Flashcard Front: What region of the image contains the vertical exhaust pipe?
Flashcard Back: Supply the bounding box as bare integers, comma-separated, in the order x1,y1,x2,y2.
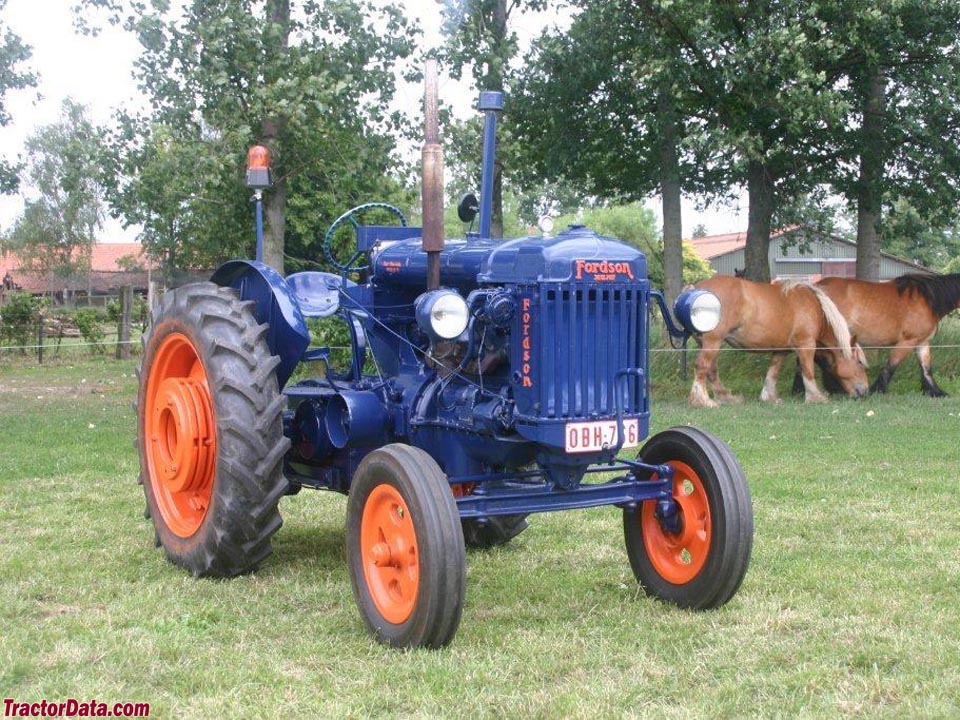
422,59,444,290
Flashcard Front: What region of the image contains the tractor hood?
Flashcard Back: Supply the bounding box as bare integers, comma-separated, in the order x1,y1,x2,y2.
478,225,647,284
371,225,647,289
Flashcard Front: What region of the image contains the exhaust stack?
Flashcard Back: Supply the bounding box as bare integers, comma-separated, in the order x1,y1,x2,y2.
422,59,444,290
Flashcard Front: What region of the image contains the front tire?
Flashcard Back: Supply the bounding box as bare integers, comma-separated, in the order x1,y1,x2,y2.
346,444,466,648
624,426,753,609
137,283,288,577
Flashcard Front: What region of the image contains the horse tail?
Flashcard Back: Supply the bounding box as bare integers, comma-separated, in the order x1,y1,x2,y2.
809,285,853,358
780,281,853,358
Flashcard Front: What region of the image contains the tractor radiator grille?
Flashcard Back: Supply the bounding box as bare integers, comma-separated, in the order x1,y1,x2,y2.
512,282,647,419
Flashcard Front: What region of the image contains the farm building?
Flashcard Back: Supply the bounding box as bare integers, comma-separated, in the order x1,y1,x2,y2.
0,243,154,305
689,226,930,280
0,243,209,307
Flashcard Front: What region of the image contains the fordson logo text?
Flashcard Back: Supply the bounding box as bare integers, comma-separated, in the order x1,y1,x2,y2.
574,259,635,282
520,297,533,387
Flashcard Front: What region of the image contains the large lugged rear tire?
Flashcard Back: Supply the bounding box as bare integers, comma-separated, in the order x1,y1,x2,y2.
346,444,466,648
137,282,288,577
624,426,753,609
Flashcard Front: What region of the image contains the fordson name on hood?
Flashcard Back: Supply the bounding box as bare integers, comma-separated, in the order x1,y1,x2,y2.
574,259,636,282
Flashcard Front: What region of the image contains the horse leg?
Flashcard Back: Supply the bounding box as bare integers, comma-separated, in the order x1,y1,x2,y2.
796,347,828,403
790,353,841,396
760,352,789,403
709,363,743,404
790,358,804,396
690,344,720,408
818,353,847,395
916,343,948,397
870,343,912,394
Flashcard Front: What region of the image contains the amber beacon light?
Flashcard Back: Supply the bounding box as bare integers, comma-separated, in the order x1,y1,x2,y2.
246,145,271,262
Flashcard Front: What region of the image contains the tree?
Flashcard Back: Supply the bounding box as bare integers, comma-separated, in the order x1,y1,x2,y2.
77,0,415,273
3,100,105,281
0,0,37,193
818,0,960,279
512,1,699,302
441,0,548,238
882,199,960,270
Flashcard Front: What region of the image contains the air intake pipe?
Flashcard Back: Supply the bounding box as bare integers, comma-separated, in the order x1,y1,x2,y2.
477,91,503,240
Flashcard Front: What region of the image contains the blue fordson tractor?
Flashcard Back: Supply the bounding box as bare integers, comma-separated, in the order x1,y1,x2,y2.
137,66,753,648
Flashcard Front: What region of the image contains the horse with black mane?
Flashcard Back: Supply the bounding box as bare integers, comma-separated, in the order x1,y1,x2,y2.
689,276,869,407
810,273,960,396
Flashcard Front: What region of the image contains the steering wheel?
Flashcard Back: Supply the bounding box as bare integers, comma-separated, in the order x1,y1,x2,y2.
322,202,407,273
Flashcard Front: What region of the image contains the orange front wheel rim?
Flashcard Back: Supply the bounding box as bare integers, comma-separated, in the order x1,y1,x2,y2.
641,461,712,584
144,332,217,538
360,484,419,624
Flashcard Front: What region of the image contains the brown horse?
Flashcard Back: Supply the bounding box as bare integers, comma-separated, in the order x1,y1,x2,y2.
689,276,869,408
814,274,960,396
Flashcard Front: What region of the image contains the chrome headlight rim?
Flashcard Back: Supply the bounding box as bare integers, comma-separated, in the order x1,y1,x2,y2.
415,289,470,341
674,289,722,334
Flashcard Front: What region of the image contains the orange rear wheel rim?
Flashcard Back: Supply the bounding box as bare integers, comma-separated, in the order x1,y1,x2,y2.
360,484,419,624
144,332,217,538
641,461,712,584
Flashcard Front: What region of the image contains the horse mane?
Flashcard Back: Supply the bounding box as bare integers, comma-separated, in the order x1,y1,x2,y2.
779,280,853,358
893,273,960,319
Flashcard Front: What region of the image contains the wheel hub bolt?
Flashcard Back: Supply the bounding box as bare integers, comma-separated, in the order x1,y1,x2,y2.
371,542,392,567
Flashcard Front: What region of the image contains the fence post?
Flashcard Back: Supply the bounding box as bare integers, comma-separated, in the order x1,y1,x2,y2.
680,336,688,381
117,285,133,360
37,314,44,365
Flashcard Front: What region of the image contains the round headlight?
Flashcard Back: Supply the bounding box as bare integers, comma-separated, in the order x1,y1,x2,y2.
416,290,469,340
689,291,722,332
673,289,722,334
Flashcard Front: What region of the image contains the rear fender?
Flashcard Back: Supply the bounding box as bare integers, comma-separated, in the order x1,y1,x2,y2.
210,260,309,389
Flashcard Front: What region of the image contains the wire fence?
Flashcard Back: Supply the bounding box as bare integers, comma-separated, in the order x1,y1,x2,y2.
5,322,960,367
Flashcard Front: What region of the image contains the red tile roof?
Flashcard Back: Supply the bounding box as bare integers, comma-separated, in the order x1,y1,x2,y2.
688,228,792,259
0,242,151,275
0,243,154,294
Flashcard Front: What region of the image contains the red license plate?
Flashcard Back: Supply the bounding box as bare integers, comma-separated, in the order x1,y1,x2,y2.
564,419,640,454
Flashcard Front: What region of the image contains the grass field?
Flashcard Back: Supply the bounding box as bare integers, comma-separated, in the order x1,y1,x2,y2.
1,354,959,718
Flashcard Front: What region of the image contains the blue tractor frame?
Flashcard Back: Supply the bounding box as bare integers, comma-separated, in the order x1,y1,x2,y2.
137,71,753,649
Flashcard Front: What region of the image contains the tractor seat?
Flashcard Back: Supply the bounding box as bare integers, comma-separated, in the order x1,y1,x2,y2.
286,271,358,318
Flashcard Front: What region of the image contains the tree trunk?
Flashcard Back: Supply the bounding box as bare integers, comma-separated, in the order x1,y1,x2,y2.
261,117,286,271
492,159,504,238
744,160,775,282
659,92,683,305
856,71,885,280
260,0,291,273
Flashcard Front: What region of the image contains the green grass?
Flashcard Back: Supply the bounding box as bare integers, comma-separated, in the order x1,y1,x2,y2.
1,357,959,718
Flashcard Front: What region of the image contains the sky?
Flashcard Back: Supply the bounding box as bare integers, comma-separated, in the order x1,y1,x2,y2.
0,0,748,242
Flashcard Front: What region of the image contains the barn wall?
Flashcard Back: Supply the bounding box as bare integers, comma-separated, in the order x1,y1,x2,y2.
705,228,928,280
774,233,857,260
710,249,747,276
879,256,922,280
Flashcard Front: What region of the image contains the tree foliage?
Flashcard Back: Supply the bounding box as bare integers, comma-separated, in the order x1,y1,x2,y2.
440,0,556,238
514,0,960,281
0,0,37,193
2,100,105,279
77,0,416,274
882,199,960,270
512,0,702,299
0,291,40,351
